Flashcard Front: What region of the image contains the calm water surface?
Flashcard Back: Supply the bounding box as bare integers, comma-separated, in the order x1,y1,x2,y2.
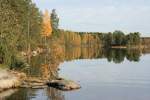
59,54,150,100
3,52,150,100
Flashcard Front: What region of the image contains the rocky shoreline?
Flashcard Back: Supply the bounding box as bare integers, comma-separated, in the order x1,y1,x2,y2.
0,69,26,92
0,69,81,93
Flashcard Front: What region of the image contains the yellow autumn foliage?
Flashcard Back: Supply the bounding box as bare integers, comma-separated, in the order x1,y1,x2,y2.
41,10,52,37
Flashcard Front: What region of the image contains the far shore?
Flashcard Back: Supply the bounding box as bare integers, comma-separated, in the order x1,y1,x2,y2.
111,46,127,49
111,45,149,49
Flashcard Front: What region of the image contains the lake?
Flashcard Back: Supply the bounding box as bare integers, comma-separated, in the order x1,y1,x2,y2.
2,48,150,100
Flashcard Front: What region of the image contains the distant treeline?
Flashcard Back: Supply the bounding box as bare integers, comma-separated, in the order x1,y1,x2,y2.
56,30,141,48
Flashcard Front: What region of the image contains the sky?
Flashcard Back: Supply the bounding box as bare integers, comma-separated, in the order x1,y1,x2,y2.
33,0,150,36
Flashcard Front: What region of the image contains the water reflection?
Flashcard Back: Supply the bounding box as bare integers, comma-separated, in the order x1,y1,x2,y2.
47,88,65,100
24,53,60,80
65,47,143,63
4,88,64,100
105,49,141,63
0,89,18,100
5,89,31,100
3,46,150,100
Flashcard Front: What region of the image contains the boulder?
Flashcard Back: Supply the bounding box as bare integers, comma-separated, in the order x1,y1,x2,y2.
47,78,81,91
20,77,48,89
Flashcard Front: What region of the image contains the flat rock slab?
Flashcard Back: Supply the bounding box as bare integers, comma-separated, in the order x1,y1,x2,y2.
0,69,25,92
20,77,48,89
47,79,81,91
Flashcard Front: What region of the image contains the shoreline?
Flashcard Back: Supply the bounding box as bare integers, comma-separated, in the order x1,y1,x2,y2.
0,69,80,93
111,45,149,49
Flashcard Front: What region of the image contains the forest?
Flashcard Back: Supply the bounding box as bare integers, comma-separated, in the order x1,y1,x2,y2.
0,0,147,68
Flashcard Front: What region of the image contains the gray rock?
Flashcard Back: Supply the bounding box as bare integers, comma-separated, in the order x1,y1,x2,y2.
47,79,81,91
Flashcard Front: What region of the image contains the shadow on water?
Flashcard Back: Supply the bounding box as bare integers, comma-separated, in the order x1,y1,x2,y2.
2,45,150,100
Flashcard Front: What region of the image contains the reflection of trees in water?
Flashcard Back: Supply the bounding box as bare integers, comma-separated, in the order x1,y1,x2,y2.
104,49,141,63
26,42,146,69
81,47,97,59
64,46,145,63
126,49,141,62
65,46,102,60
25,53,59,80
105,49,126,63
23,44,62,80
47,87,65,100
65,47,81,60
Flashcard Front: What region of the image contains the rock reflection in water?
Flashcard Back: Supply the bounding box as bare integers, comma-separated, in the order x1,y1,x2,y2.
0,89,18,100
5,88,64,100
47,87,65,100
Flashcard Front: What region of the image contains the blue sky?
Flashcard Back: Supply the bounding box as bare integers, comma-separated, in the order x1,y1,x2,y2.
33,0,150,36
